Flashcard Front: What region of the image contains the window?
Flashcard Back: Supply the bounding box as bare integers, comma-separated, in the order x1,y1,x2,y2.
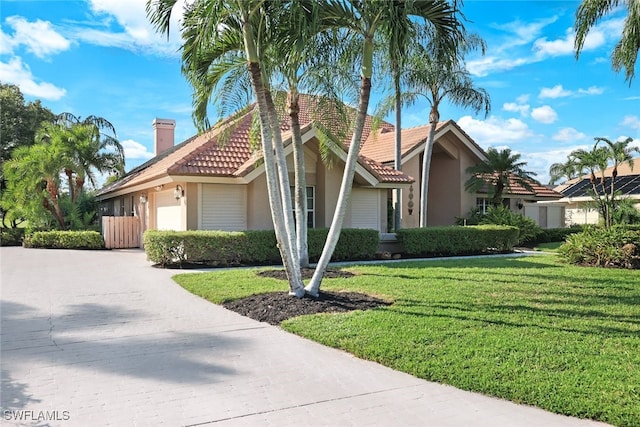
291,186,315,228
476,198,490,214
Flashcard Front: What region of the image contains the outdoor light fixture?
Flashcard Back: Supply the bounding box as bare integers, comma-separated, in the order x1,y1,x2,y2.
155,185,163,191
139,194,147,204
174,185,184,200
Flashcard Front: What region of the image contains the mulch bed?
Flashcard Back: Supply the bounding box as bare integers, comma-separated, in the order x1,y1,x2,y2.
223,268,389,325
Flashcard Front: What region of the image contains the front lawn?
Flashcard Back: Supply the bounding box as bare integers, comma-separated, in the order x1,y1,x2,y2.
174,255,640,427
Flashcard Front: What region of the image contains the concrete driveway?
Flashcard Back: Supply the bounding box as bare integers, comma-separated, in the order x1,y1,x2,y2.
1,247,609,426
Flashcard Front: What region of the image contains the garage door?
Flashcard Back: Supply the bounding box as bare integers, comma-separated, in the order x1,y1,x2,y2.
155,190,182,230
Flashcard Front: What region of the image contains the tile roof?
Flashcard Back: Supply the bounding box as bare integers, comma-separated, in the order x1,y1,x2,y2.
98,96,413,196
474,174,563,199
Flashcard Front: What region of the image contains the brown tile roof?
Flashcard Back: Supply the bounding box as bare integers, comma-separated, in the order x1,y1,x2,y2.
98,96,413,196
475,174,563,199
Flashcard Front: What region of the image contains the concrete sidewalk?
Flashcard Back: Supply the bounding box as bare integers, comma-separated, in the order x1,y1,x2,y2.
1,247,609,426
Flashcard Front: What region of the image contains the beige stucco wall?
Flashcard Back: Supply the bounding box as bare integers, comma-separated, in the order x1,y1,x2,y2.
399,132,482,228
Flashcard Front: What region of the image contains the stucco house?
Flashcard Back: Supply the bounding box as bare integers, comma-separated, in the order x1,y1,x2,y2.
546,160,640,226
97,97,563,240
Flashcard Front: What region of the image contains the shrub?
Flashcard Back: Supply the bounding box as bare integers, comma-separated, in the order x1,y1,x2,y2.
144,228,379,267
480,206,542,245
0,228,26,246
533,226,584,244
23,230,105,249
396,225,519,257
558,226,640,269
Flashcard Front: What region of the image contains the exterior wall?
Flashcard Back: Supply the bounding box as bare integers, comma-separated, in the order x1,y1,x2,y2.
524,204,565,229
565,203,600,226
399,133,481,228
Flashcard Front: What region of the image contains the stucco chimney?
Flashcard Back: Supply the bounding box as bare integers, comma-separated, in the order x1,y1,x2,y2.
153,118,176,155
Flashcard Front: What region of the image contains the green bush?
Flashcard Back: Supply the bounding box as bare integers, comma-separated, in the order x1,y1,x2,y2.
480,206,542,245
558,226,640,269
144,228,380,267
533,226,584,244
0,228,26,246
23,230,105,249
396,225,519,257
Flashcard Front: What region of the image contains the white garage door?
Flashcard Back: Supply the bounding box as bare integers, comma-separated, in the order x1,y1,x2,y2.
201,184,247,231
155,190,182,230
350,188,380,230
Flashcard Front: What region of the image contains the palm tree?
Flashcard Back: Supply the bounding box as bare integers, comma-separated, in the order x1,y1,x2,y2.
569,145,612,225
305,0,460,296
54,113,124,202
465,148,537,208
4,124,69,229
549,157,580,185
406,32,489,227
574,0,639,83
148,0,306,297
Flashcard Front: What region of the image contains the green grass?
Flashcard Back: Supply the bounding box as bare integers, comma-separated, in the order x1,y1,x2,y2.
533,241,563,252
174,255,640,427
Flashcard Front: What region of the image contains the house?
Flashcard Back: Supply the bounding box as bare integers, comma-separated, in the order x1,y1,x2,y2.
548,159,640,226
97,96,563,242
359,120,564,228
97,98,413,236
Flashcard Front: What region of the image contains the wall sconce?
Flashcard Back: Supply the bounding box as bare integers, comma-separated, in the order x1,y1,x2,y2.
174,185,184,200
139,194,147,204
516,199,524,210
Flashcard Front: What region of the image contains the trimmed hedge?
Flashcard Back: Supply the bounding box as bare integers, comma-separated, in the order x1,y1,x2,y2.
23,230,105,249
396,225,519,257
558,226,640,269
1,228,26,246
527,226,584,245
144,228,379,267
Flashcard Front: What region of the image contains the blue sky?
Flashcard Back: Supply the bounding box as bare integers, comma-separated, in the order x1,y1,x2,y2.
1,0,638,184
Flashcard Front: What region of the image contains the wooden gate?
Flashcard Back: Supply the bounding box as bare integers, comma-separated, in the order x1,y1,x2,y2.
102,216,141,249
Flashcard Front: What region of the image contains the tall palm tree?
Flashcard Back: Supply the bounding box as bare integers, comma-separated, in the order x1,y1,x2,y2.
148,0,305,297
401,30,489,227
574,0,639,83
305,0,460,296
465,148,537,208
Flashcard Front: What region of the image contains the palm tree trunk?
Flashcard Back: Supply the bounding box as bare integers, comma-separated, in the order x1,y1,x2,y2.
243,19,304,297
393,70,402,231
45,180,66,229
306,75,372,297
419,105,439,227
288,90,309,267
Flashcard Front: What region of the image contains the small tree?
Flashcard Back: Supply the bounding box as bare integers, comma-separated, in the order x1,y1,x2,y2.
465,148,537,207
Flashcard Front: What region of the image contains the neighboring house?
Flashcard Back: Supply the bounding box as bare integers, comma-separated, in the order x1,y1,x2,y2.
360,120,564,228
97,97,563,238
548,160,640,226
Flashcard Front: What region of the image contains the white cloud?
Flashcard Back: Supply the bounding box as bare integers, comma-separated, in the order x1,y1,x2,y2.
578,86,605,95
516,94,530,104
69,0,186,56
466,56,529,77
621,115,640,130
552,127,588,142
533,27,606,57
457,115,535,146
527,146,590,184
2,16,71,58
121,139,154,160
539,84,572,99
0,57,66,100
531,105,558,124
503,102,530,116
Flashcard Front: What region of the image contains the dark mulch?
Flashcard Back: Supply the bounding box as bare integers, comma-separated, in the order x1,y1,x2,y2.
257,268,355,280
223,290,391,325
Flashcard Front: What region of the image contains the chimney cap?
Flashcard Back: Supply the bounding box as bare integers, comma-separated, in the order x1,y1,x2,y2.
152,118,176,128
